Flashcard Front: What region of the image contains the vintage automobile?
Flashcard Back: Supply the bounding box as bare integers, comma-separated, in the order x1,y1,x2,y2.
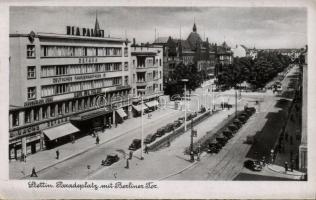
144,134,156,144
173,120,182,128
207,142,222,154
101,153,119,166
216,136,229,146
128,139,142,150
245,107,256,115
238,115,248,123
228,124,239,133
178,117,185,124
222,130,233,139
233,119,243,129
155,127,165,137
244,159,263,171
165,123,175,133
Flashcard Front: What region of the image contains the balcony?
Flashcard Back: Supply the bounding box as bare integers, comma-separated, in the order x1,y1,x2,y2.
136,81,147,87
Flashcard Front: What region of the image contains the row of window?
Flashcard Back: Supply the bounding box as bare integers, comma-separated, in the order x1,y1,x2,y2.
40,77,122,97
40,45,123,57
11,90,130,126
40,62,125,77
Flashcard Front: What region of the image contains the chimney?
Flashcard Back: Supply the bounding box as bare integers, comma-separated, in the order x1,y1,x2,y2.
66,26,71,35
133,38,136,46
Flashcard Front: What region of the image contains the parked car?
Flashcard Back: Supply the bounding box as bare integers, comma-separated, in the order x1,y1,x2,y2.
233,119,242,129
144,134,156,144
173,120,182,128
155,128,165,137
186,113,193,121
165,123,175,132
228,124,238,133
222,130,233,139
207,142,222,154
192,112,198,118
101,153,119,166
128,139,142,150
238,115,248,123
178,117,185,124
244,159,262,171
245,107,256,115
216,136,229,146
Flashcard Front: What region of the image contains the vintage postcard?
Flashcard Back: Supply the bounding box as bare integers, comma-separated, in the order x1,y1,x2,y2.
0,0,315,199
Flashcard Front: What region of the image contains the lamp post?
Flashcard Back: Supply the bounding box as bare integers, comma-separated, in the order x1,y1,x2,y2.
140,96,144,160
181,79,189,132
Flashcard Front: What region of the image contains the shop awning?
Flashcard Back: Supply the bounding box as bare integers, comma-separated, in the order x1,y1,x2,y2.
132,104,148,113
43,123,79,141
116,108,127,118
71,107,112,121
145,100,159,108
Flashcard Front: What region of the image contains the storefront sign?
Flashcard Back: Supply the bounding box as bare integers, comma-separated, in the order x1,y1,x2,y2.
74,88,102,98
79,57,98,64
115,85,131,91
53,77,73,84
10,125,40,138
74,73,102,81
24,97,53,107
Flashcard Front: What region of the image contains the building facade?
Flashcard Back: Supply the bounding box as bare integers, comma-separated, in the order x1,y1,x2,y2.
130,41,164,113
9,18,132,159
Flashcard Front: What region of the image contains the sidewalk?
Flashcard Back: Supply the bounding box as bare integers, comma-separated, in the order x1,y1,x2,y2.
9,108,179,179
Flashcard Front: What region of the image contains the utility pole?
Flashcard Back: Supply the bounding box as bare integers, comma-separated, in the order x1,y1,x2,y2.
190,119,195,162
182,79,189,131
235,87,237,118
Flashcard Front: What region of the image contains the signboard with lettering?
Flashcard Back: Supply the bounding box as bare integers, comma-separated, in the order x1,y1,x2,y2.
51,73,106,84
24,97,53,107
74,88,102,98
10,125,40,138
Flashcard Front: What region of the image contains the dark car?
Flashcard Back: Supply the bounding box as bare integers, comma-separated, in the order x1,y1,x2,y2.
228,124,238,133
192,112,198,118
165,123,175,133
186,113,193,121
155,127,165,137
244,159,263,171
238,115,248,123
101,153,119,166
207,142,222,154
173,120,182,128
144,134,156,144
128,139,142,150
222,130,233,139
245,107,256,115
216,136,229,146
233,119,242,129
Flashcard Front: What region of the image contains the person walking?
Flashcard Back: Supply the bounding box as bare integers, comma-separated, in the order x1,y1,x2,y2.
96,135,100,144
30,167,38,177
144,145,149,154
56,150,59,160
125,159,129,169
284,161,288,173
129,151,133,160
290,160,294,172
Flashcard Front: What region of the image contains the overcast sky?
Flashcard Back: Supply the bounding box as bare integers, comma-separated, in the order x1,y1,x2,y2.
10,6,306,49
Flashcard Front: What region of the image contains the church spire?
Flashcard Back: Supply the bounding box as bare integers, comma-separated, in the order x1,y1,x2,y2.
94,10,100,37
193,17,197,32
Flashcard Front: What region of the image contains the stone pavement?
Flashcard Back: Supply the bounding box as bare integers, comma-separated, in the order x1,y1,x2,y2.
9,108,178,179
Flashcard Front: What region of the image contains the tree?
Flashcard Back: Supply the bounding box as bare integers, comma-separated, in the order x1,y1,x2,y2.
164,62,203,96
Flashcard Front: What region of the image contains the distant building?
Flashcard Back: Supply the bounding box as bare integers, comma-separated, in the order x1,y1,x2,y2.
130,40,164,105
231,44,247,58
9,16,132,159
153,22,232,87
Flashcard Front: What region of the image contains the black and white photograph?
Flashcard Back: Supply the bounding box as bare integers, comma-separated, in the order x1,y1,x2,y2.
1,0,316,199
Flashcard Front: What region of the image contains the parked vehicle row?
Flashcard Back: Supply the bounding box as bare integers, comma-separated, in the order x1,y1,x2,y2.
207,107,256,154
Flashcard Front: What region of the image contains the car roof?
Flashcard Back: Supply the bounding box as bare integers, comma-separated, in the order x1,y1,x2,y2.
108,153,118,157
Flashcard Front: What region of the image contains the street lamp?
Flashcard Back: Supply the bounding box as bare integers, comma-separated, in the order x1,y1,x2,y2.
181,79,189,131
140,96,144,160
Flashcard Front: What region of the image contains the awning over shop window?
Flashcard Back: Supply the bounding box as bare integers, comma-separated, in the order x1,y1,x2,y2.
116,108,127,118
43,123,79,141
132,104,148,113
145,100,159,108
71,107,112,121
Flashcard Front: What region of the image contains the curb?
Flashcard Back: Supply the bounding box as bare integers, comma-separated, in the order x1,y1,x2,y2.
266,164,304,178
21,110,177,179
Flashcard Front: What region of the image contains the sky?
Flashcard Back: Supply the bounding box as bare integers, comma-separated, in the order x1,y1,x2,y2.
10,6,307,49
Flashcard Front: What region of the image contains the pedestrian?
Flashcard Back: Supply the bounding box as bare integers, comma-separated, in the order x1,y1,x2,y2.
144,145,149,154
113,172,117,179
21,153,25,162
96,136,100,144
284,161,288,172
30,167,38,177
290,160,294,172
24,154,27,162
129,151,133,160
71,135,75,144
262,156,266,166
125,159,129,169
56,150,59,160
